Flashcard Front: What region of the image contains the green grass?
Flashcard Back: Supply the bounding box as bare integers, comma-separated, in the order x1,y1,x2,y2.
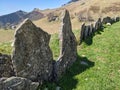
0,22,120,90
0,42,12,54
46,22,120,90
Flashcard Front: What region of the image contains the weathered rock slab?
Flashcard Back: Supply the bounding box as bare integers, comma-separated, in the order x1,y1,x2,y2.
12,19,53,82
56,10,77,78
80,23,85,44
0,77,39,90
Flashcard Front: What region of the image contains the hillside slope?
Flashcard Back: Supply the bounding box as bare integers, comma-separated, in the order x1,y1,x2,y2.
47,21,120,89
34,0,120,34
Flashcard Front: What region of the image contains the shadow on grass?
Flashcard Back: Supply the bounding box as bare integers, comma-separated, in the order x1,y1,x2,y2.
57,55,95,90
83,27,105,46
38,55,95,90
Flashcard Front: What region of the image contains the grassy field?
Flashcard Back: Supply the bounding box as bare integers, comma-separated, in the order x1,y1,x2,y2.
0,22,120,90
43,21,120,90
0,29,14,43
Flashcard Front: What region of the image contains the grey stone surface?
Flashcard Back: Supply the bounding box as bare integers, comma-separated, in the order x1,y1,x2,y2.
97,18,102,29
102,16,112,24
12,19,53,82
0,76,39,90
84,25,89,39
0,53,15,78
89,24,94,36
116,17,120,22
56,9,77,78
87,25,91,36
80,23,85,44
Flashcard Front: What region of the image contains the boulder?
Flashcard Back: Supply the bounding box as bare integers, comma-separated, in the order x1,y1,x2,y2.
97,18,102,29
56,9,77,78
102,16,112,24
0,53,15,78
116,17,120,22
0,77,39,90
12,19,53,82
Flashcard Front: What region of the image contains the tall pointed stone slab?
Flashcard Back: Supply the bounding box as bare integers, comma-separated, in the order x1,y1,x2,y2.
79,23,85,44
84,25,89,39
12,19,53,82
56,10,77,78
89,24,94,36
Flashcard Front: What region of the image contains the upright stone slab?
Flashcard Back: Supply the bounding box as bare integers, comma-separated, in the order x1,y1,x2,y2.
102,16,112,24
84,25,89,39
87,25,91,36
92,22,96,32
116,17,120,22
80,23,85,44
56,10,77,78
98,18,102,29
12,19,53,82
89,24,94,36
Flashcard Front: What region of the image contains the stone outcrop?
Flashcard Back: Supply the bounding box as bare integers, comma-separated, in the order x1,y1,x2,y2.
12,19,53,82
0,77,39,90
0,53,15,78
56,9,77,78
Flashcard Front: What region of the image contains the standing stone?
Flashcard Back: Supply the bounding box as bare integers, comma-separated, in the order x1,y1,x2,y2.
102,16,112,24
94,21,99,31
89,24,94,36
12,19,53,82
56,10,77,78
84,25,89,39
97,18,102,29
116,17,120,22
79,23,85,44
92,22,96,32
87,25,91,36
112,17,116,23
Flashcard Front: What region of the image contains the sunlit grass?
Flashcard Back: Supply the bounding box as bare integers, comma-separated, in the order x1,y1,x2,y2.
0,22,120,90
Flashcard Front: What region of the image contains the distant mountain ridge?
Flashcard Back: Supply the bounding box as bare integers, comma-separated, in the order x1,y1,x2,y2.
0,10,27,26
67,0,79,3
0,8,44,28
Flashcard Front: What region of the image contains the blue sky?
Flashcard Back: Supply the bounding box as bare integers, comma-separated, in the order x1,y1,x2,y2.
0,0,70,16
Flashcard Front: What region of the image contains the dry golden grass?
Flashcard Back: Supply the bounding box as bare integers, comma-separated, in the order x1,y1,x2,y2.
0,29,14,43
33,0,120,34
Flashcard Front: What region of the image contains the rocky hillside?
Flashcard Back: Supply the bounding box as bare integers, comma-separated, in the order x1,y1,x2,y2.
34,0,120,34
24,8,45,21
0,0,120,32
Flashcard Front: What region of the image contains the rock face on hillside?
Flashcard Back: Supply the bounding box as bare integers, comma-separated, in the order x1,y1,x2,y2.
24,9,45,21
56,9,77,78
0,53,15,78
0,77,39,90
12,19,53,82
